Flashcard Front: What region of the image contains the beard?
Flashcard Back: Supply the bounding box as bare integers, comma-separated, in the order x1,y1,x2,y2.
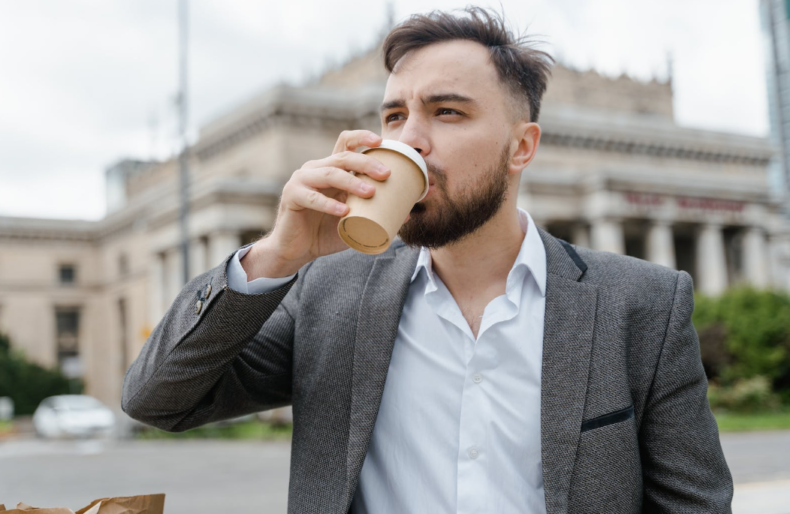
398,144,511,249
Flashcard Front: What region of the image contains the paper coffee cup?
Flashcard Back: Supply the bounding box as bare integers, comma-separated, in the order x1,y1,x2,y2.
338,140,428,254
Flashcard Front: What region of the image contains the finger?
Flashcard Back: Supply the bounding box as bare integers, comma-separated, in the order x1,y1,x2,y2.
309,151,391,181
290,186,349,217
332,130,382,154
299,167,376,198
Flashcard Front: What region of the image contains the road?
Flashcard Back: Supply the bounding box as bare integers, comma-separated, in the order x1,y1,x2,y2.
723,431,790,514
0,438,291,513
0,431,788,513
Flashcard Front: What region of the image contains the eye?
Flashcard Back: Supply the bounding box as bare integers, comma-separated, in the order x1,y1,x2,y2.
385,113,405,123
437,108,462,116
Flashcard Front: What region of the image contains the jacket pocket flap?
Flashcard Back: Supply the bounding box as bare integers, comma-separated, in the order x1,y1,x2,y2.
581,404,634,432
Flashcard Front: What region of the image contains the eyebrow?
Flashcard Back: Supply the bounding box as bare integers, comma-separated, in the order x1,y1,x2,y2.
379,93,477,113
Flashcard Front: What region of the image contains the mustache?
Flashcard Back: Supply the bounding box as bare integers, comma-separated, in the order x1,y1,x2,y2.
425,162,445,185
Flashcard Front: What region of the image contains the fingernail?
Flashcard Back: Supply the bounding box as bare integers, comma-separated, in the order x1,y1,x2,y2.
378,165,390,174
361,183,374,193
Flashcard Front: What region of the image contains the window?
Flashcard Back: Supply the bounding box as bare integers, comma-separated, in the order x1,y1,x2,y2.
59,264,76,285
118,298,129,372
55,307,82,378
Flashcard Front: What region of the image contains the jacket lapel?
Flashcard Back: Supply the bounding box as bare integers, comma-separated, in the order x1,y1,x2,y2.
538,227,599,514
344,241,420,509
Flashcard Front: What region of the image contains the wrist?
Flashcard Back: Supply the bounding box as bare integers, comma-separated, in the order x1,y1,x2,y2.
242,237,307,281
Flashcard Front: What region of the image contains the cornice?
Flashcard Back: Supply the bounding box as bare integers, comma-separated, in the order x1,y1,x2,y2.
538,131,771,166
521,168,773,204
0,217,98,243
144,179,283,232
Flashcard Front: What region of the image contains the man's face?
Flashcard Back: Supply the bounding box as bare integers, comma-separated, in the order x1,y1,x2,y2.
379,39,523,248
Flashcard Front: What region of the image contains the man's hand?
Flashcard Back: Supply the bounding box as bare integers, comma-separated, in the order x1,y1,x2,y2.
242,130,391,280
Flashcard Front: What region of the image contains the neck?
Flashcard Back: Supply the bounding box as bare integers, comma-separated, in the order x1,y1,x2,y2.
430,197,525,295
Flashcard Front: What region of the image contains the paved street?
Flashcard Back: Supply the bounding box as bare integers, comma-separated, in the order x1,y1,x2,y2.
0,438,291,513
0,431,788,513
722,431,790,514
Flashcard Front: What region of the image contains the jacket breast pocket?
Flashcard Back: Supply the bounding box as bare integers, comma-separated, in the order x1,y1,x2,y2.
581,404,634,433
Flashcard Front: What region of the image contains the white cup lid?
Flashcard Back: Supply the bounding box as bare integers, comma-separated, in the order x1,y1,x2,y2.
363,139,430,201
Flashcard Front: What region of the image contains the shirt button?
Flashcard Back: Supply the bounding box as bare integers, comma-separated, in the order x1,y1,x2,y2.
468,447,480,459
195,300,203,315
473,373,482,384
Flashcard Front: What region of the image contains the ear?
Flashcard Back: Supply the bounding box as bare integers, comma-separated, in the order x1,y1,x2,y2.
508,122,541,176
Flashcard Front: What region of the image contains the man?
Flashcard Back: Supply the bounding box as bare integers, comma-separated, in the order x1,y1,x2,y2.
122,7,733,513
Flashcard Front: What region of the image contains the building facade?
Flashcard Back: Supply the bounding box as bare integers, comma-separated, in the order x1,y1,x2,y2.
1,45,788,410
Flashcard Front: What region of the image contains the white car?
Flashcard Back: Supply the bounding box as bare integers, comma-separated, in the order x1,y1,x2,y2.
33,395,115,439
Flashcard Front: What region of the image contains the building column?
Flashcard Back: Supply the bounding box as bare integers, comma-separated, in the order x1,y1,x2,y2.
769,235,790,293
148,252,166,326
164,247,183,306
208,232,241,269
695,223,728,295
742,227,769,288
572,223,591,249
591,218,625,254
646,220,676,269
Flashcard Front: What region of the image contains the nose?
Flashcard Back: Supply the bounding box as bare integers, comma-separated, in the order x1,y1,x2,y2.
398,116,430,156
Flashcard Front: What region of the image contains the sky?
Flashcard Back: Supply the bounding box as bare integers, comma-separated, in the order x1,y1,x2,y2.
0,0,771,220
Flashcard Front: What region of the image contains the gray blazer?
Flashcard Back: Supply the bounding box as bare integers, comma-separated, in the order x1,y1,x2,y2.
122,226,733,513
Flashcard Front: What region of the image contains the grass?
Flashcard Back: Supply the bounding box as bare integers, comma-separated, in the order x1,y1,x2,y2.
0,420,11,435
134,419,293,441
132,411,790,439
714,409,790,432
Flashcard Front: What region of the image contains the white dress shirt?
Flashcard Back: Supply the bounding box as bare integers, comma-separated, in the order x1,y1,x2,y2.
227,208,547,514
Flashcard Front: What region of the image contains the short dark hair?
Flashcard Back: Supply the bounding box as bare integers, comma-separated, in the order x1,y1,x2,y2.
382,7,554,123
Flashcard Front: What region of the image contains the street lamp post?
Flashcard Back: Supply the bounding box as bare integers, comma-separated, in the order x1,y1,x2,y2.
178,0,190,285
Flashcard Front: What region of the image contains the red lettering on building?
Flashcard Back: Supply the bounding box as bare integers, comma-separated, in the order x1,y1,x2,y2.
676,197,744,212
623,192,744,213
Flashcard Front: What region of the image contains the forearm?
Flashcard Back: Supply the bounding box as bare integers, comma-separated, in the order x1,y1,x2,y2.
121,254,297,432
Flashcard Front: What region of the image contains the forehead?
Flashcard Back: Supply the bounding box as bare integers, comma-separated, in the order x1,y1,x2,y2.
384,39,504,105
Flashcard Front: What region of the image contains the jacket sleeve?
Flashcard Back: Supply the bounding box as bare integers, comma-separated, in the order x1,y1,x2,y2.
640,271,734,512
121,250,310,432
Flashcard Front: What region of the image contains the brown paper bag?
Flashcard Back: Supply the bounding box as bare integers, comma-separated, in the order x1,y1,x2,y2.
1,503,74,514
75,495,164,514
0,495,164,514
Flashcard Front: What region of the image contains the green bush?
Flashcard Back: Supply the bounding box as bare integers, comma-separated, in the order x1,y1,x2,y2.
0,332,83,415
693,287,790,398
707,375,781,413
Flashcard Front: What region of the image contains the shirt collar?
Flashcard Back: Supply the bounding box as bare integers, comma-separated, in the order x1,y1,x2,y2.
409,208,547,298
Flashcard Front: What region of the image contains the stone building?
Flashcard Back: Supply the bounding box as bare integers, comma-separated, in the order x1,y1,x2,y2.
1,43,788,409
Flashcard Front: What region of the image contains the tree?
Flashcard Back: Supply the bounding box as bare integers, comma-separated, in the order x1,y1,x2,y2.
0,332,83,415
